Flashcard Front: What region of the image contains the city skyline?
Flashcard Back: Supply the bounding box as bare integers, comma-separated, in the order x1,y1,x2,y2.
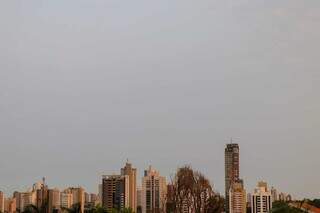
0,155,299,213
1,0,320,201
0,156,298,200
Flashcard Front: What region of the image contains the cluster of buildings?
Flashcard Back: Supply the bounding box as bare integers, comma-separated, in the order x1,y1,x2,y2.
100,163,167,213
0,144,292,213
225,143,291,213
0,179,95,213
0,162,167,213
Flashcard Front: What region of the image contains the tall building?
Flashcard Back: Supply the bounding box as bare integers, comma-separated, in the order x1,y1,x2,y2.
64,187,85,213
247,193,252,212
229,180,246,213
102,175,130,210
36,178,48,211
48,188,60,213
137,187,142,213
13,192,20,212
0,191,4,213
251,182,272,213
166,184,175,213
98,184,103,204
141,166,167,213
121,161,137,212
278,192,286,201
225,143,240,213
5,198,16,213
257,182,267,190
90,193,99,205
19,192,35,211
84,192,90,204
271,187,278,202
60,191,73,209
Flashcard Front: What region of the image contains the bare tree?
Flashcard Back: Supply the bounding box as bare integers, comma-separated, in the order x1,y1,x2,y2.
169,166,224,213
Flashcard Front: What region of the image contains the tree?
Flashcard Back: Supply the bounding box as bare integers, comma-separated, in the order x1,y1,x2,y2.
206,194,224,213
308,199,320,208
62,203,82,213
22,205,40,213
110,208,133,213
170,165,224,213
271,201,305,213
91,204,108,213
120,208,133,213
21,201,48,213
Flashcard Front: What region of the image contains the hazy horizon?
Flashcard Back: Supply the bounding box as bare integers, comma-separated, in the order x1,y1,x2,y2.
0,0,319,199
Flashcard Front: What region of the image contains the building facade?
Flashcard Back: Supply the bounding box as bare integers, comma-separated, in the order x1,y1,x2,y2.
271,187,278,202
229,180,246,213
60,191,73,209
64,187,85,213
141,166,167,213
225,143,240,213
90,193,99,205
0,191,4,213
251,182,272,213
121,161,137,212
102,175,130,210
36,179,48,212
48,189,60,213
137,187,142,213
4,198,17,213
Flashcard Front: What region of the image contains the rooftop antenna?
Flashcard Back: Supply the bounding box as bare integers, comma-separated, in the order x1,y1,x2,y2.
42,177,46,186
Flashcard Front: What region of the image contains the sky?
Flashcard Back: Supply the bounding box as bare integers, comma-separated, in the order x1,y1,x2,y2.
0,0,319,199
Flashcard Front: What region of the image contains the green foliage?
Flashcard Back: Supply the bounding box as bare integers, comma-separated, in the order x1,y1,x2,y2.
308,199,320,208
271,201,305,213
83,205,133,213
21,201,48,213
93,205,108,213
62,203,82,213
22,205,39,213
109,208,133,213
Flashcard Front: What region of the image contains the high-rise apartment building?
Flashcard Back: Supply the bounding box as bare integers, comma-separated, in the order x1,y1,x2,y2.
13,192,20,212
64,187,85,213
5,198,16,213
121,161,137,212
271,187,278,202
60,191,73,209
225,143,240,213
251,182,272,213
36,179,48,211
84,192,89,204
48,189,60,213
229,179,246,213
0,191,4,213
141,166,167,213
137,187,142,213
278,192,286,201
90,193,99,205
19,192,35,211
102,175,130,210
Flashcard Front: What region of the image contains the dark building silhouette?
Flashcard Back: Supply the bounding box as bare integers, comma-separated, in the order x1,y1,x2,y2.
102,175,129,210
225,143,240,213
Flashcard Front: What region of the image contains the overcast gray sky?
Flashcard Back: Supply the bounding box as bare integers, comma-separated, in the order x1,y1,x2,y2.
0,0,319,199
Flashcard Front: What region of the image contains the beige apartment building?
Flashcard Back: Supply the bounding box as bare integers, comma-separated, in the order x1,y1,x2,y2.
121,161,137,212
141,166,167,213
229,180,246,213
251,181,272,213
